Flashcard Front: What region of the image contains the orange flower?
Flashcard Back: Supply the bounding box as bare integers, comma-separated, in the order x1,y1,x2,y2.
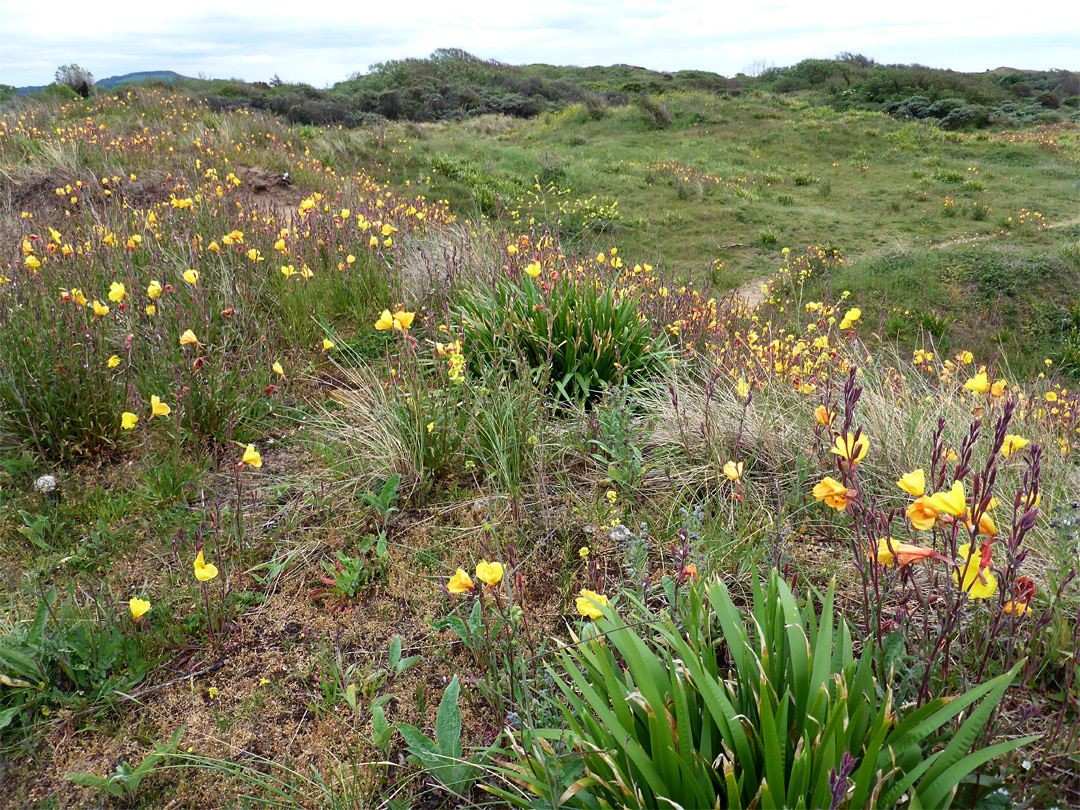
813,477,850,510
875,538,935,568
447,569,475,594
907,497,939,531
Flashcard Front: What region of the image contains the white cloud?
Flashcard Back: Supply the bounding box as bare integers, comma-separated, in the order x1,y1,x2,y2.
0,0,1077,86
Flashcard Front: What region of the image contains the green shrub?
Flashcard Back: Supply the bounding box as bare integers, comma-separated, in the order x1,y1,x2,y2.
490,571,1035,809
0,586,154,739
458,275,662,402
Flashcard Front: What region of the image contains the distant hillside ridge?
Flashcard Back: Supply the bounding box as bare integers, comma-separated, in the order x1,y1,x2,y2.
15,70,188,94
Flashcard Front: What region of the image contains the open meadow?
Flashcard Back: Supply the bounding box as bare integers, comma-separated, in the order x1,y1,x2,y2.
1,82,1080,808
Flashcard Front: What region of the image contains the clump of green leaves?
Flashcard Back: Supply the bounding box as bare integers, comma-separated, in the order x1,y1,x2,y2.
397,676,488,797
490,570,1035,809
458,274,661,402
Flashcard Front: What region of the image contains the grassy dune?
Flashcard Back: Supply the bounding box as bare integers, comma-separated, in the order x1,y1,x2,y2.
0,86,1079,808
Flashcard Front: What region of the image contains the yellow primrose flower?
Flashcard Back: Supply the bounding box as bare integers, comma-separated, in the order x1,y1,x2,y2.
475,560,504,586
814,405,834,426
723,460,744,481
241,444,262,467
92,300,110,318
194,548,219,582
121,412,139,430
150,395,171,417
990,380,1007,397
108,281,126,303
129,597,151,621
272,362,284,377
576,589,609,619
183,269,199,286
145,305,156,315
525,261,541,278
928,481,966,517
999,435,1029,458
447,569,475,594
323,338,335,351
281,264,296,277
147,279,162,298
839,307,861,330
954,543,996,599
180,329,200,346
25,255,42,270
375,310,394,330
831,433,869,464
107,355,121,368
964,371,989,393
247,249,263,262
393,311,415,332
897,469,925,497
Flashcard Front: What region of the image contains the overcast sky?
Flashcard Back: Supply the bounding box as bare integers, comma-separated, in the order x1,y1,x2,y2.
1,0,1076,88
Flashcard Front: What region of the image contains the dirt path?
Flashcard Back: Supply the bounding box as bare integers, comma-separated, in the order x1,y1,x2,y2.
732,212,1080,308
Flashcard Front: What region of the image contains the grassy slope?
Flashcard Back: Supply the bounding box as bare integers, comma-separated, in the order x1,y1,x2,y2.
366,90,1080,374
1,88,1079,808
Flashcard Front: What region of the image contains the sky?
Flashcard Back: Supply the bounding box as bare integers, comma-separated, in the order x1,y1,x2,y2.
1,0,1077,88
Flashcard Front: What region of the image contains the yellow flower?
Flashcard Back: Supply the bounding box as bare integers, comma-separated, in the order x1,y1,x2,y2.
954,543,997,599
447,569,475,594
831,433,869,464
839,307,861,329
207,241,221,252
194,549,219,582
150,395,171,417
323,338,335,351
92,300,110,317
25,255,42,270
280,264,296,278
107,355,121,368
393,311,415,332
999,435,1029,458
525,261,542,278
247,249,263,262
121,412,139,430
990,380,1007,397
274,239,287,252
928,481,966,517
183,269,199,286
180,329,200,346
475,560,504,586
129,597,151,621
145,305,156,315
147,279,162,298
605,489,617,504
964,371,989,393
723,460,743,481
300,265,314,279
375,310,394,330
241,444,262,467
272,361,284,377
812,477,849,510
907,496,939,530
897,469,925,497
108,281,126,303
71,288,88,306
736,378,750,399
576,589,609,619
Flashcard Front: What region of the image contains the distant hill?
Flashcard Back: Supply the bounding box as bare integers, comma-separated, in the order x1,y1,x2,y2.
17,70,188,95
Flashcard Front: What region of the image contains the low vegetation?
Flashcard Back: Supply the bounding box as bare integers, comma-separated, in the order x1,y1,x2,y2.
0,67,1079,809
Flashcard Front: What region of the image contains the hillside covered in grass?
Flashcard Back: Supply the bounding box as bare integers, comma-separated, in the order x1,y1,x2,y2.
0,79,1079,809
